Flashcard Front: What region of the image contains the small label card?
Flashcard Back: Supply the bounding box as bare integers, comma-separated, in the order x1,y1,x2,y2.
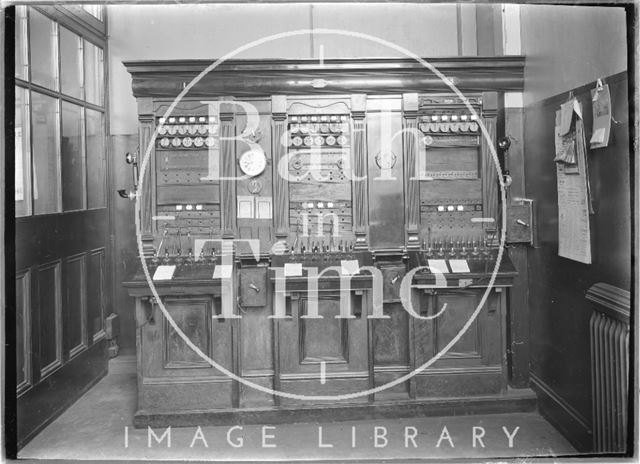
284,262,303,277
427,259,450,274
212,264,233,279
341,260,360,275
448,259,471,273
153,265,176,281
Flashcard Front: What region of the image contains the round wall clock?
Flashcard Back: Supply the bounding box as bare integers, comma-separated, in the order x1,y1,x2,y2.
238,149,267,177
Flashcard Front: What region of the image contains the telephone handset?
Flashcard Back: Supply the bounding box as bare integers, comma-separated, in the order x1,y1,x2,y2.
117,148,140,200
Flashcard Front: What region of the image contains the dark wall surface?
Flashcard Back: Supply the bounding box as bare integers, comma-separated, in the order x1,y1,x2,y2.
110,134,140,352
524,72,631,450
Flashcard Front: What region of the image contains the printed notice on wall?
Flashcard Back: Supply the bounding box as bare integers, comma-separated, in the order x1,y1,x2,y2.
590,80,612,149
556,102,592,264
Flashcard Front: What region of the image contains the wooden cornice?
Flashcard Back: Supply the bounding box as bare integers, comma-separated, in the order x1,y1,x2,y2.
124,56,525,98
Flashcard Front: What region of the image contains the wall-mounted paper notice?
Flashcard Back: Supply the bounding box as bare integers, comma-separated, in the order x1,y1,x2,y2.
448,259,470,273
284,263,303,277
427,259,449,274
212,264,233,279
153,265,176,281
341,260,360,275
590,82,611,149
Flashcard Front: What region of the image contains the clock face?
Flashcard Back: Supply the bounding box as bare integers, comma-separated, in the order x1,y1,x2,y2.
238,149,267,177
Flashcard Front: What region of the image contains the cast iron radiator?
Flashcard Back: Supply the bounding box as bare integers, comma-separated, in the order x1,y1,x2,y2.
587,283,630,453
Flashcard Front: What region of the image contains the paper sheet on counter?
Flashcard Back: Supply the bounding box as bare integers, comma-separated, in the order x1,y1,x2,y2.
427,259,450,274
212,264,233,279
153,265,175,281
448,259,471,273
283,263,303,277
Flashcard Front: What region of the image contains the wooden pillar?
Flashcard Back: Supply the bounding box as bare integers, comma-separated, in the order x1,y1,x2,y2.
351,94,368,250
271,96,289,241
403,93,420,249
137,97,155,258
481,91,499,229
220,104,236,239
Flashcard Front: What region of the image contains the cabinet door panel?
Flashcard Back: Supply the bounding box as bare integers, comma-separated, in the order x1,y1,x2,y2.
435,292,480,357
164,298,212,368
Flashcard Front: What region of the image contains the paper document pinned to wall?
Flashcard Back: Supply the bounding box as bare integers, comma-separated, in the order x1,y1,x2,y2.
556,100,592,264
590,81,612,149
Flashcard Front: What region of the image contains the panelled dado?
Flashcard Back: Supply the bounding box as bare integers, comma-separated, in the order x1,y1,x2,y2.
123,57,525,427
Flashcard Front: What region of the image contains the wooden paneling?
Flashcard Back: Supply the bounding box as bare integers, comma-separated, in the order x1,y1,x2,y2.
271,96,289,239
403,93,420,247
300,297,348,362
412,288,505,397
436,292,480,356
37,261,62,378
481,91,498,227
63,253,87,358
220,111,237,238
87,248,105,340
351,94,369,248
16,270,31,394
373,303,409,365
525,72,630,451
367,107,405,249
163,298,212,368
277,290,369,401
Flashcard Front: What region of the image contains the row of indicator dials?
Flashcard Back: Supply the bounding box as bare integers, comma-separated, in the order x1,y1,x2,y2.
159,116,216,124
425,204,483,212
289,135,349,148
289,115,348,123
289,122,350,135
419,121,479,134
158,136,217,149
420,113,478,123
157,124,219,136
297,200,343,209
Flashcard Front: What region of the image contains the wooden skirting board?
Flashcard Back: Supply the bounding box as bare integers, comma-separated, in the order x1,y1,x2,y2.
133,388,537,428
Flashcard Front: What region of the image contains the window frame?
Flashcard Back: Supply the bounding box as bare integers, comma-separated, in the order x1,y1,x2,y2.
15,5,108,217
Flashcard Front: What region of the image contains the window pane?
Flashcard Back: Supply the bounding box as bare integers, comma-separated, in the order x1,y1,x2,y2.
15,6,28,80
82,5,103,21
32,92,60,214
60,26,82,99
86,109,105,209
29,10,58,90
15,87,31,217
61,102,85,211
84,41,103,106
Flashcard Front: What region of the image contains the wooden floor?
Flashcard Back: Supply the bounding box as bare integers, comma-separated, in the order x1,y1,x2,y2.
18,356,579,461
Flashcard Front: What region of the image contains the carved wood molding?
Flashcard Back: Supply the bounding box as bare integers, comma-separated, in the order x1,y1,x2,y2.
403,93,420,248
271,96,289,239
481,92,498,231
125,57,525,98
138,98,156,257
220,111,236,238
586,283,630,324
351,94,368,249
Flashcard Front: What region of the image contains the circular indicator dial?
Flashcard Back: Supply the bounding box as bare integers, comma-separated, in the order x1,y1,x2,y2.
238,149,267,177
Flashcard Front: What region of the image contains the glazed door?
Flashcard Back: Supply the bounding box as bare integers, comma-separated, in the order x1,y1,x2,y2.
14,6,110,448
276,290,370,405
